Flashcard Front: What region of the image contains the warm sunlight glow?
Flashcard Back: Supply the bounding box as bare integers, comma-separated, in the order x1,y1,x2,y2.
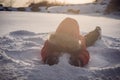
56,0,96,4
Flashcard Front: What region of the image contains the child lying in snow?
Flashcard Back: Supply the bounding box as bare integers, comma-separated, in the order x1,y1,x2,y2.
41,17,101,67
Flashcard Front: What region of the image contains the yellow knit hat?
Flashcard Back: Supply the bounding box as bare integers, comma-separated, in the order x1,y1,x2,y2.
48,17,81,51
56,17,80,40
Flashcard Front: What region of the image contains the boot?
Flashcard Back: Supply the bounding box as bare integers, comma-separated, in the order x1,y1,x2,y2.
85,26,101,47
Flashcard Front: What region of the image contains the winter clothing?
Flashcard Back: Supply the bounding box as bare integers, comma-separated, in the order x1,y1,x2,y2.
41,17,90,67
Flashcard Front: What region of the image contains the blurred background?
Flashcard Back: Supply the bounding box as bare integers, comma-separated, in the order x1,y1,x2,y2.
0,0,120,14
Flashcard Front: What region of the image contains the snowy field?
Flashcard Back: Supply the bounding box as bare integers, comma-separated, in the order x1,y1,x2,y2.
0,11,120,80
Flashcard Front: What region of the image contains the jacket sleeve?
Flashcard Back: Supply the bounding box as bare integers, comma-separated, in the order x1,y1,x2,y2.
41,40,49,63
79,49,90,66
79,35,90,66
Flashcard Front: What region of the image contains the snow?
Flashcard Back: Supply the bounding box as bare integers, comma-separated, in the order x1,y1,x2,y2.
0,11,120,37
47,0,111,14
0,0,111,14
47,4,105,14
0,11,120,80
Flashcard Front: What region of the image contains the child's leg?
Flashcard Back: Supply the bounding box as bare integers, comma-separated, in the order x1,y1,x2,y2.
41,40,60,65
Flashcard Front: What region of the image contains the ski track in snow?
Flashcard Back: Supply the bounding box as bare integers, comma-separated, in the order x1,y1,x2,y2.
0,30,120,80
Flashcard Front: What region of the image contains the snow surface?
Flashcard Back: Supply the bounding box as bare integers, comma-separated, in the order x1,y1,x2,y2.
0,11,120,80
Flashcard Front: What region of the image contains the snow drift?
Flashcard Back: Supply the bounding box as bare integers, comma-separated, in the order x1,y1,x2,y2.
0,10,120,80
0,30,120,80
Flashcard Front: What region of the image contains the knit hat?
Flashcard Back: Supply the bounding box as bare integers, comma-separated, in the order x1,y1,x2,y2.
48,17,81,52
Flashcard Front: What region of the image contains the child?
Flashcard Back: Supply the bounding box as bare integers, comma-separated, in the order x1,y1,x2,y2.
41,17,101,67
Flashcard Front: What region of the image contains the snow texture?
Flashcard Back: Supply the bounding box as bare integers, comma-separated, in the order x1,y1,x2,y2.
0,29,120,80
0,10,120,80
